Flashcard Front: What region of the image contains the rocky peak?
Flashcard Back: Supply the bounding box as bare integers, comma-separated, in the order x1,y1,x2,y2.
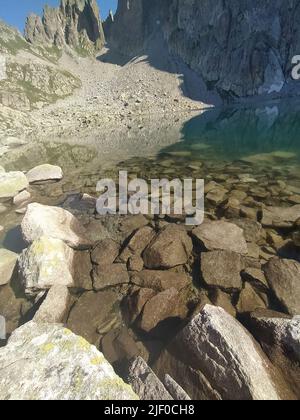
25,0,105,55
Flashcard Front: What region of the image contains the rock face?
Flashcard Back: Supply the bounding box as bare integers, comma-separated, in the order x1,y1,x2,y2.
155,305,294,400
0,322,138,400
105,0,300,100
21,203,92,250
264,258,300,316
25,0,105,55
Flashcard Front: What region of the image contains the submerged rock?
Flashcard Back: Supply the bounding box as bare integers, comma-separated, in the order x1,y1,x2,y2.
193,221,248,254
21,203,92,249
143,225,193,269
26,164,63,184
155,305,294,400
0,322,138,400
0,171,29,199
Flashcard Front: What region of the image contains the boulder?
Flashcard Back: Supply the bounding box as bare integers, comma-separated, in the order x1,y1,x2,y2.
237,283,267,314
73,250,93,290
119,226,155,263
67,290,122,345
247,310,300,397
0,322,137,400
192,221,248,254
0,171,29,199
130,270,190,292
163,375,191,401
143,225,193,269
21,203,92,249
18,236,74,295
93,264,130,290
200,250,243,291
91,238,120,267
33,285,70,323
0,249,18,286
264,257,300,315
231,219,262,243
13,190,31,207
209,289,236,317
125,288,156,324
26,164,63,184
128,255,144,272
126,357,173,400
261,205,300,228
242,267,269,292
101,326,140,365
139,288,179,333
155,305,294,400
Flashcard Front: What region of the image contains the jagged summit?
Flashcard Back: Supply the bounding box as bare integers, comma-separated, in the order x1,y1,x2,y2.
24,0,105,56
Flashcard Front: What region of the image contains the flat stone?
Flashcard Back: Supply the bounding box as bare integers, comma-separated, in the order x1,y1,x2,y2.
0,249,18,286
264,257,300,316
73,250,93,290
0,171,29,199
21,203,92,250
127,357,172,400
143,225,193,269
18,236,74,296
0,322,138,400
261,205,300,228
33,285,70,323
26,164,63,184
13,190,31,207
200,250,243,291
130,270,190,292
93,264,129,290
193,221,248,254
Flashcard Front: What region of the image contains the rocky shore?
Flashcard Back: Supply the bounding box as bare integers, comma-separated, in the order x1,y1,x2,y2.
0,161,299,400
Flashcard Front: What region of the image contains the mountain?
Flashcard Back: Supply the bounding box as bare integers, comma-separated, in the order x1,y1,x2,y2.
104,0,300,100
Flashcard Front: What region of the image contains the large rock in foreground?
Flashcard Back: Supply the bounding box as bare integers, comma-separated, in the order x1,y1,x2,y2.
21,203,92,249
0,171,29,199
0,322,138,400
155,305,295,400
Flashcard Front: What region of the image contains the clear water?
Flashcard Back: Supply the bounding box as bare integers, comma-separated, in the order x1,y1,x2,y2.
1,100,300,251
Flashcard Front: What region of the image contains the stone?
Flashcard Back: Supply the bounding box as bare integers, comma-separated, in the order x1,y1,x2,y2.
0,171,29,199
247,311,300,397
125,288,156,324
163,375,191,401
200,250,243,291
126,357,173,400
237,283,267,314
143,225,193,269
21,203,92,249
101,327,140,365
13,190,31,207
119,215,149,234
0,249,18,286
264,257,300,316
33,285,70,323
91,239,120,267
26,164,63,184
231,219,262,243
0,322,137,400
130,270,190,292
209,289,236,317
73,250,93,290
0,284,27,337
261,205,300,228
128,255,144,272
206,186,228,205
93,264,129,290
155,305,294,400
67,290,121,345
139,288,179,333
119,226,155,263
242,267,269,292
293,231,300,247
193,221,248,254
18,236,74,295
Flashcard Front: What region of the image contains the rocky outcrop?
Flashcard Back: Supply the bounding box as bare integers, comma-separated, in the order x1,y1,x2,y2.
25,0,105,55
0,322,138,400
105,0,300,100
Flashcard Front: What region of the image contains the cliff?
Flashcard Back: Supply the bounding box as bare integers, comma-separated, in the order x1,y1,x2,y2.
25,0,105,56
105,0,300,100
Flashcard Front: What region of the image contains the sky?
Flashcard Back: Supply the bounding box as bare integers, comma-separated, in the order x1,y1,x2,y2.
0,0,117,31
